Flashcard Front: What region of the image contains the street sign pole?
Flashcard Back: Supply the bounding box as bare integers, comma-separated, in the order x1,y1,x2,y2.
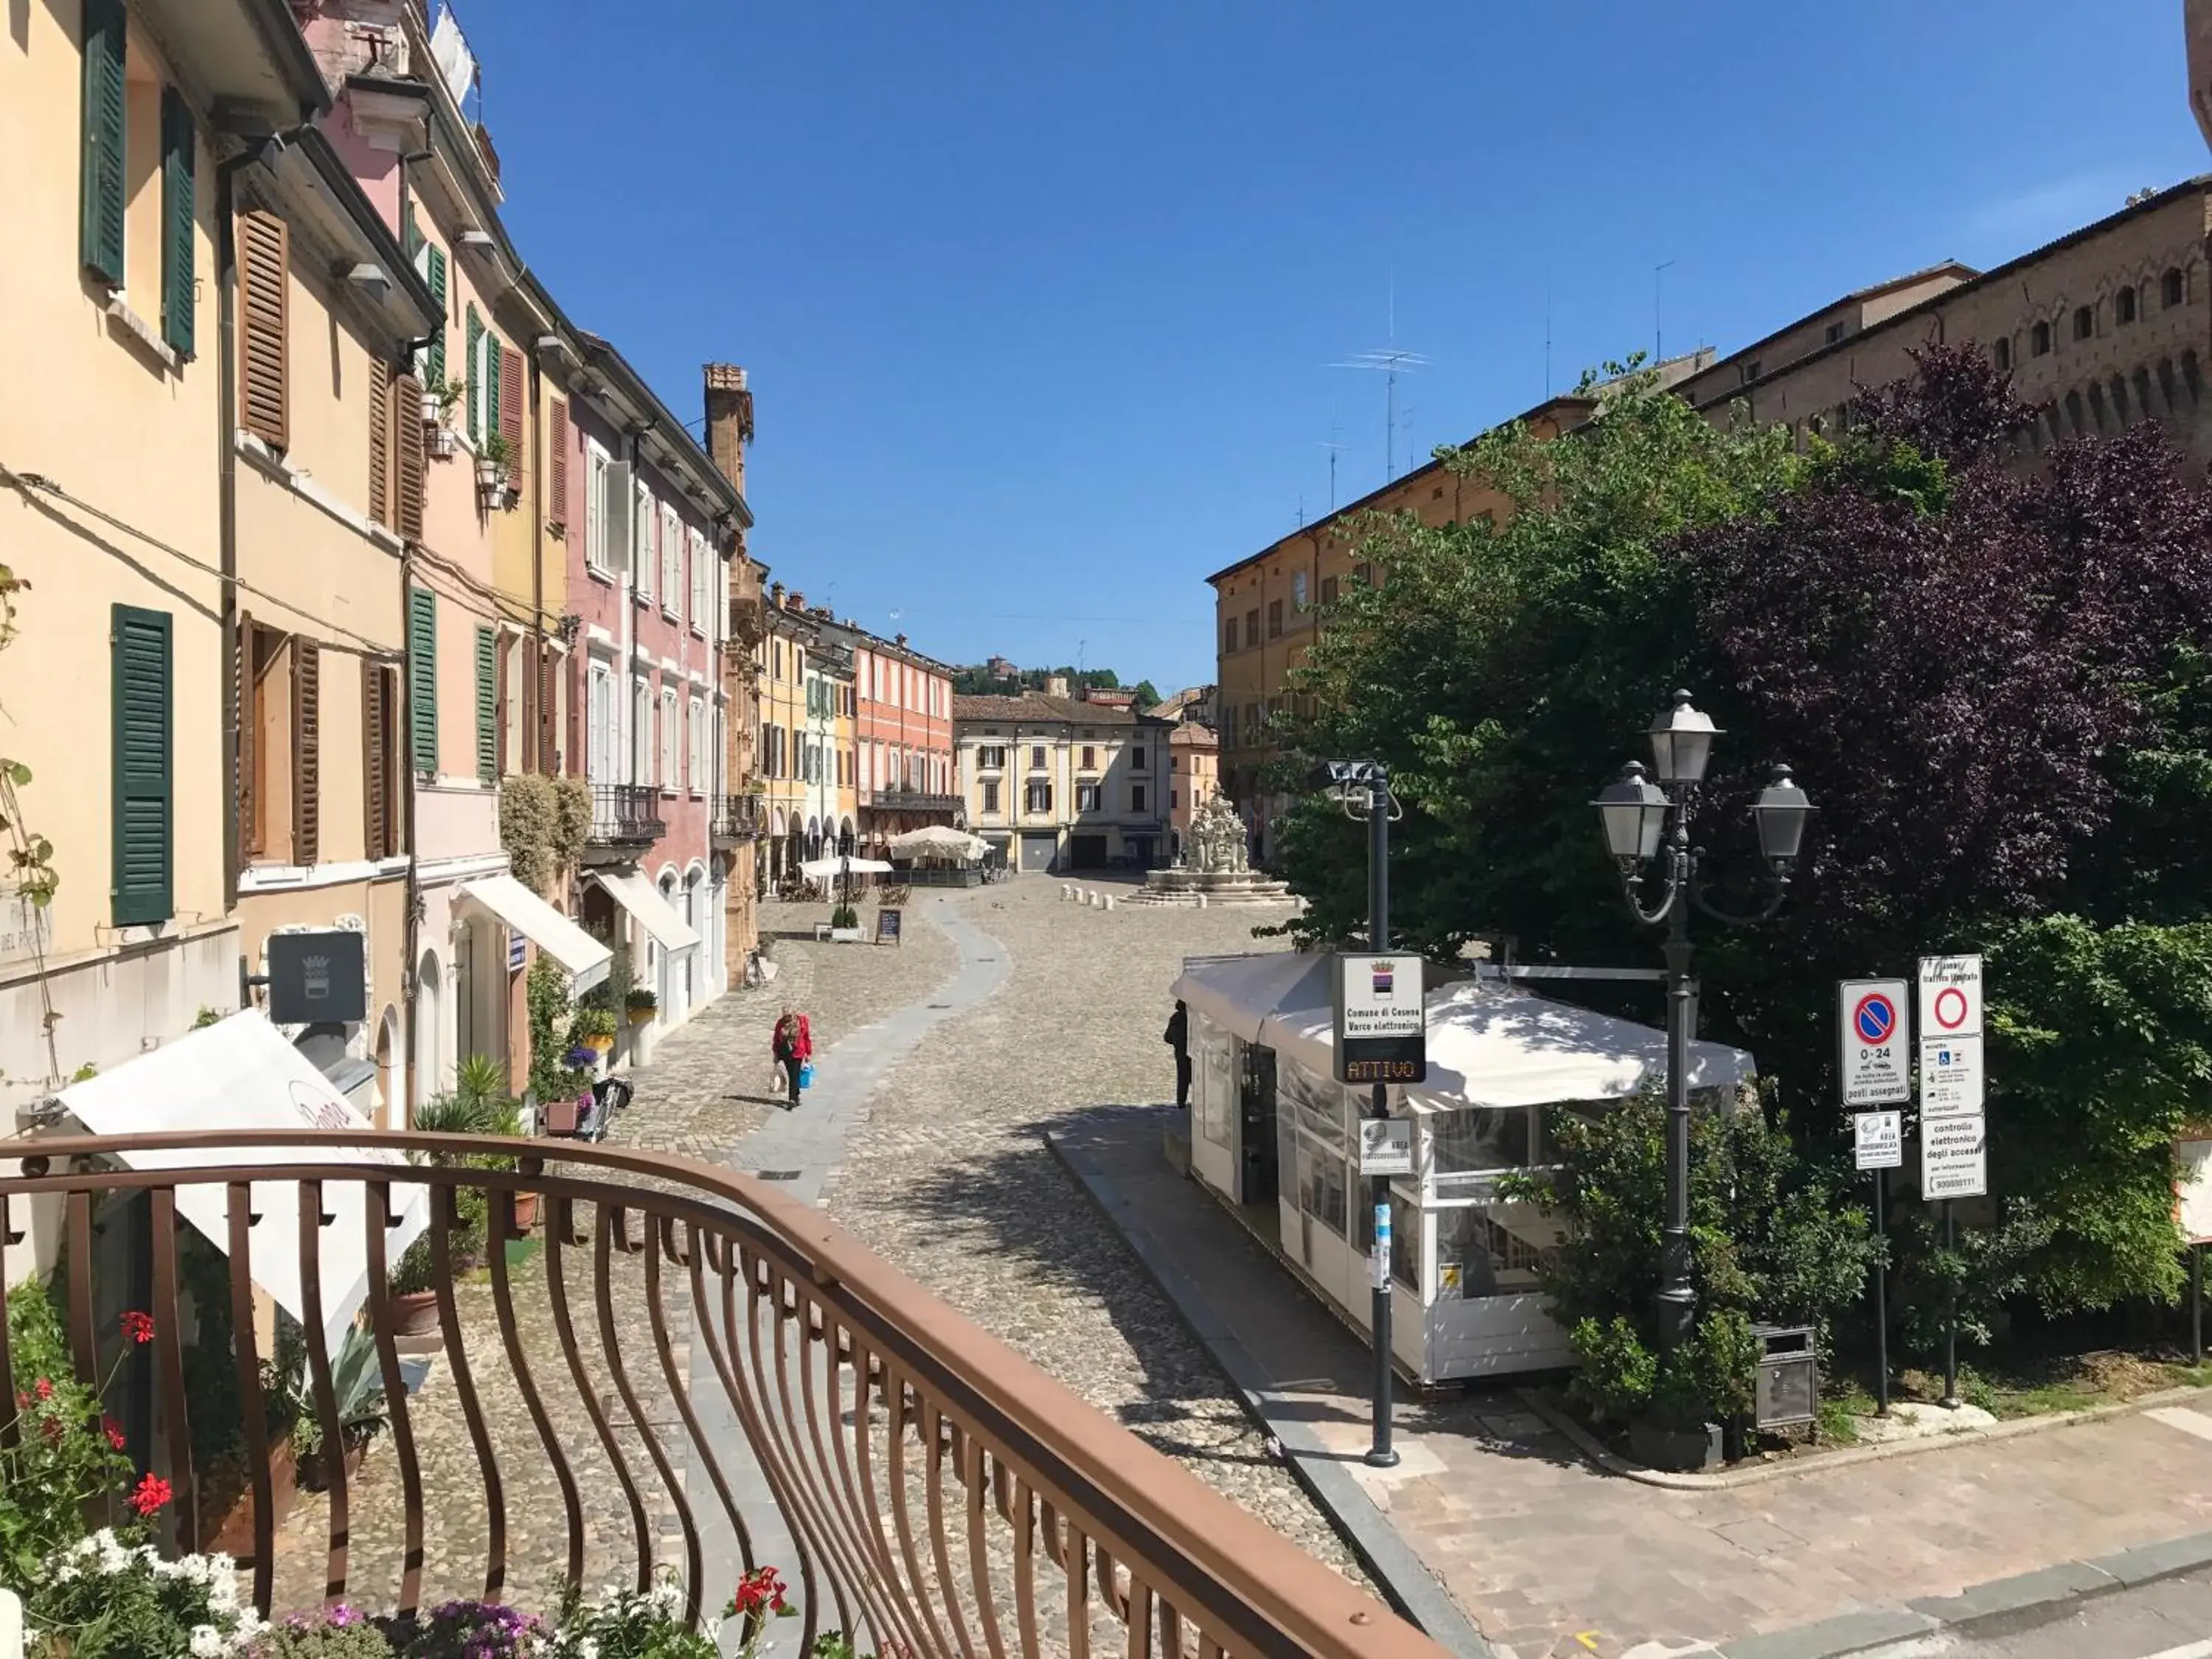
2193,1243,2204,1368
1873,1169,1889,1416
1941,1200,1960,1408
1365,776,1398,1470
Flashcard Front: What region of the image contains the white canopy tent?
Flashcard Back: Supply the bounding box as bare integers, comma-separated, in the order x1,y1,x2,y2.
57,1012,430,1352
1168,950,1756,1382
799,856,893,880
886,827,989,860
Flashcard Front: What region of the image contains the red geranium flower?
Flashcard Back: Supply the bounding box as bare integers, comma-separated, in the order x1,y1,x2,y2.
38,1416,63,1443
724,1566,788,1620
119,1310,156,1345
102,1415,126,1451
128,1472,172,1517
33,1378,52,1401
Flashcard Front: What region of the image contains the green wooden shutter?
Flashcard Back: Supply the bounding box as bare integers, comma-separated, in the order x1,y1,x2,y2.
110,605,173,926
484,332,501,442
80,0,126,285
465,305,482,442
425,244,447,385
407,586,438,773
159,87,195,356
473,625,496,784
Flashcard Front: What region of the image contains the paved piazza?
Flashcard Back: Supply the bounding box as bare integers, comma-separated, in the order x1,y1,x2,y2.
267,876,1357,1620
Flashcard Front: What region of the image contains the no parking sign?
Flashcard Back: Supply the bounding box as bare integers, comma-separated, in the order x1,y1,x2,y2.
1837,978,1910,1106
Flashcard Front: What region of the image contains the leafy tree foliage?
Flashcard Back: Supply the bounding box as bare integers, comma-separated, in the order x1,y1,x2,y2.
1279,345,2212,1330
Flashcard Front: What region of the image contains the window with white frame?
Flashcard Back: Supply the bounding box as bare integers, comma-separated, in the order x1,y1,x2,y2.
689,696,706,793
585,445,612,573
712,707,726,798
689,529,711,633
660,504,681,616
588,662,616,782
630,678,653,784
633,485,655,603
659,686,678,790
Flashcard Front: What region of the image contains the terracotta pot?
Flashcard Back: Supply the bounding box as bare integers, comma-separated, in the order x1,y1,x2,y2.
197,1440,299,1555
390,1287,441,1338
627,1006,654,1026
512,1191,540,1231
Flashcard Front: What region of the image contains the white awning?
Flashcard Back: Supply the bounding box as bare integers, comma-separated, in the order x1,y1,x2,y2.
1172,952,1756,1110
56,1013,430,1351
591,869,700,953
459,874,611,992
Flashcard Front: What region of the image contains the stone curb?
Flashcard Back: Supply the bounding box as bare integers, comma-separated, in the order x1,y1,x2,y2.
1514,1380,2212,1491
1707,1530,2212,1658
1044,1131,1495,1659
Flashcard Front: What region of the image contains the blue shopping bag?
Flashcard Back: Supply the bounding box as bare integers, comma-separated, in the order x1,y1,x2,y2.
799,1060,815,1091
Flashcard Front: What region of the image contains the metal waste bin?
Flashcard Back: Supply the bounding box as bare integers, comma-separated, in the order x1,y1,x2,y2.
1752,1323,1817,1430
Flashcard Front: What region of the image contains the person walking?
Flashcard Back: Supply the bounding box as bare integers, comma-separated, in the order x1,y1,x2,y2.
1164,999,1191,1110
771,1006,813,1107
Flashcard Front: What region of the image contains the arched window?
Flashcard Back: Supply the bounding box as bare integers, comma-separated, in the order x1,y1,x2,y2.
2073,305,2095,341
2065,389,2086,432
1993,337,2011,370
2031,321,2052,357
2165,268,2187,308
2117,286,2138,324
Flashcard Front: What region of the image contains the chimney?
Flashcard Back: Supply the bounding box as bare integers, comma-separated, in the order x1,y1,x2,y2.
787,591,805,612
894,633,908,647
769,580,785,606
702,363,754,496
1046,675,1070,699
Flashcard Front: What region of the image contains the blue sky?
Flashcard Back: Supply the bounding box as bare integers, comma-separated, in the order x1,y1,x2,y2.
466,0,2204,692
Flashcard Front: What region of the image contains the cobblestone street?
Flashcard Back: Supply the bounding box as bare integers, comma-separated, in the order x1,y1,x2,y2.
265,880,1362,1623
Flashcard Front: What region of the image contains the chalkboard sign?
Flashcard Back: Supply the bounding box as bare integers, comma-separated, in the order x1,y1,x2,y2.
876,908,902,946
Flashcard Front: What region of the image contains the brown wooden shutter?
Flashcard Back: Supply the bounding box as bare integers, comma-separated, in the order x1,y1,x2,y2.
236,611,260,860
538,644,559,773
498,344,524,456
237,210,289,451
548,397,569,530
363,656,387,860
367,355,392,526
394,373,425,540
291,638,321,865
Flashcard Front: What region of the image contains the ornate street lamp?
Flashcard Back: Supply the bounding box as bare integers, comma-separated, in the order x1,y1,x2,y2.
1590,693,1812,1361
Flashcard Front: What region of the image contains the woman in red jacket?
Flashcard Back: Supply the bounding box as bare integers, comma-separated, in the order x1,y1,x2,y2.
771,1006,813,1107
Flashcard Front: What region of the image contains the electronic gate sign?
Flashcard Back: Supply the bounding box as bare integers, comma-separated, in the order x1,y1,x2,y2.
1837,978,1910,1107
1332,953,1427,1085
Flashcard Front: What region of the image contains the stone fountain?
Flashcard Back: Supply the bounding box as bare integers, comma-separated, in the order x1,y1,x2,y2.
1127,791,1293,906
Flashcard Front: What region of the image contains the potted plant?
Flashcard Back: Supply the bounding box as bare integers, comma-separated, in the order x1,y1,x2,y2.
426,377,465,459
625,987,658,1026
476,431,515,504
281,1326,390,1492
571,1006,619,1056
829,902,865,943
388,1233,442,1338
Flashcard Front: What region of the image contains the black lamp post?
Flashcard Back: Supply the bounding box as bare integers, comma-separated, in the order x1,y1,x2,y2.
1591,692,1813,1353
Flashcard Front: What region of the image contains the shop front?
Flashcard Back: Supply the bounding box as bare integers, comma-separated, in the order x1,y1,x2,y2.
1174,954,1756,1383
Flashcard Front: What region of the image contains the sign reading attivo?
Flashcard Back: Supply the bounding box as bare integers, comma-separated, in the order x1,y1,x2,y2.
1333,953,1427,1085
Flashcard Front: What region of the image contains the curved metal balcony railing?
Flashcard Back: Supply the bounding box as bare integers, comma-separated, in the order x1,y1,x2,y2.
0,1133,1442,1659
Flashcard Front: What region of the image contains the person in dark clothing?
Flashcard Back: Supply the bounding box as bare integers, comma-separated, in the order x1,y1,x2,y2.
771,1007,813,1107
1164,1001,1191,1110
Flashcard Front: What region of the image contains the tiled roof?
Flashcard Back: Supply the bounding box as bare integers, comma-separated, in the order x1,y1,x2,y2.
952,694,1166,726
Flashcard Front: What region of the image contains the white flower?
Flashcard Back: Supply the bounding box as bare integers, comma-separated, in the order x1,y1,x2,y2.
578,1639,599,1659
206,1569,240,1613
190,1625,226,1658
97,1532,131,1573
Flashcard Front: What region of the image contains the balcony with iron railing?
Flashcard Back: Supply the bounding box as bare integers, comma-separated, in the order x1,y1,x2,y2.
869,789,965,818
711,793,765,845
586,782,665,849
0,1135,1441,1658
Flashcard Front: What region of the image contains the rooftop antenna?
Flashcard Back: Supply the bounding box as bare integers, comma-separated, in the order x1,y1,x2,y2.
1318,428,1347,512
1296,493,1306,528
1655,259,1677,367
1545,269,1554,399
1328,272,1429,484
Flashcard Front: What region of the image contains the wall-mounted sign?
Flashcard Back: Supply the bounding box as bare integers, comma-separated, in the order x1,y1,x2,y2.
266,930,366,1025
1838,978,1910,1106
1332,953,1427,1085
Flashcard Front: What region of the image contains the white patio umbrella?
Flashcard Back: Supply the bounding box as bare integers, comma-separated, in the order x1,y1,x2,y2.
886,825,989,860
799,856,893,880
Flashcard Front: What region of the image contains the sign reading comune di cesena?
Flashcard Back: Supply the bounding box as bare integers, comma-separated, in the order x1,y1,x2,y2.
1332,953,1427,1085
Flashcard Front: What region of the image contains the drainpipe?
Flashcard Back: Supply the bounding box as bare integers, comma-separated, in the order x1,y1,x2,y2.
397,150,431,1127
528,352,546,777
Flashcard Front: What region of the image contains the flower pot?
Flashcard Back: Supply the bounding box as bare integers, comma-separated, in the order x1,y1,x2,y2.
627,1006,654,1026
428,426,457,459
297,1433,371,1495
585,1032,615,1054
196,1440,299,1555
391,1288,441,1338
1628,1414,1723,1472
511,1191,539,1231
420,391,442,424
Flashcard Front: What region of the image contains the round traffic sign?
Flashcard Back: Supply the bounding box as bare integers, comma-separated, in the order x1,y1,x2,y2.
1853,993,1897,1046
1933,986,1969,1032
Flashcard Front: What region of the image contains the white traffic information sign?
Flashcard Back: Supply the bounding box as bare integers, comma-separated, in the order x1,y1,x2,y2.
1838,978,1911,1106
1853,1110,1903,1171
1922,1112,1988,1200
1918,955,1984,1038
1919,1034,1985,1118
1358,1117,1414,1177
1333,953,1427,1085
